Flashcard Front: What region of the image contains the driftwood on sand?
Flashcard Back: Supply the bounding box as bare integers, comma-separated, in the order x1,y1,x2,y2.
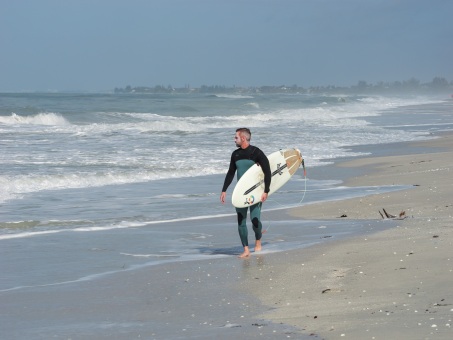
379,208,407,220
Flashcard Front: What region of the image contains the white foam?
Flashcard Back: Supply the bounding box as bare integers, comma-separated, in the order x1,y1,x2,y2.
0,252,229,293
0,212,237,240
0,95,444,204
244,102,260,109
0,229,62,240
20,96,438,137
120,253,179,258
0,112,69,126
0,167,222,204
154,194,187,199
214,94,254,99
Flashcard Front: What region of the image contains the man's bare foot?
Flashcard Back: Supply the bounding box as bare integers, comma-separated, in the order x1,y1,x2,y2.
254,240,262,252
238,246,250,258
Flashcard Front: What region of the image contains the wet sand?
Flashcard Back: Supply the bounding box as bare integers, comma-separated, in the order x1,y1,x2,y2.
246,133,453,339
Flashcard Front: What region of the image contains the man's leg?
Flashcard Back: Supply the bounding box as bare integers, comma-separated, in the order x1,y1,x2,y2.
250,203,263,252
236,207,250,258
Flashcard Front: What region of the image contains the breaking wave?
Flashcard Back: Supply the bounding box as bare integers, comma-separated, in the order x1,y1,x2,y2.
0,112,69,126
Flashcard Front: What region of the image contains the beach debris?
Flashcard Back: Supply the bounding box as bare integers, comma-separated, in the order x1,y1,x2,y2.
339,214,347,218
379,208,407,220
383,208,395,218
322,288,331,294
221,323,241,328
434,302,451,307
252,323,266,327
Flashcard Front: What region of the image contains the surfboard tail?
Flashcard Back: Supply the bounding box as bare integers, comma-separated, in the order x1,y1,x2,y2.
293,148,306,177
283,149,303,176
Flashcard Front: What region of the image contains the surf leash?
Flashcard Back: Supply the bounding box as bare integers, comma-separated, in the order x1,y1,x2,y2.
298,158,307,204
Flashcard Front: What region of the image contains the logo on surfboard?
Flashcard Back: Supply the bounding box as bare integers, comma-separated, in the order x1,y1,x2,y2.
244,195,255,205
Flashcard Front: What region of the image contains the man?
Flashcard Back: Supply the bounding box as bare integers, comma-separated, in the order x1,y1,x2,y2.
220,128,271,258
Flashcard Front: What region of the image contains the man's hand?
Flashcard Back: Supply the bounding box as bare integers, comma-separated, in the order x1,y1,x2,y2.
261,192,268,203
220,192,227,204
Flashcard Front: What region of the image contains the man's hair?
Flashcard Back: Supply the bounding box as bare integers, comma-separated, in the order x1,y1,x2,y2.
236,128,251,141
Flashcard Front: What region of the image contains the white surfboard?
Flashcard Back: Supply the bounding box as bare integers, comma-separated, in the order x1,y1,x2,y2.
231,148,304,208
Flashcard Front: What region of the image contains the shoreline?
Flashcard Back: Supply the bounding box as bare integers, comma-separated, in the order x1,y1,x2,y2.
245,132,453,339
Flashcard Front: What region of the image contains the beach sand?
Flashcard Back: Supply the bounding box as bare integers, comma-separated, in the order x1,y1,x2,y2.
244,133,453,339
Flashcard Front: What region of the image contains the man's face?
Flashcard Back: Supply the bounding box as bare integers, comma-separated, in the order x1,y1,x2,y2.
234,132,242,147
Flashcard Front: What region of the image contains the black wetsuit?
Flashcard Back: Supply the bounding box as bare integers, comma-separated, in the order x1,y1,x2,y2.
222,145,271,247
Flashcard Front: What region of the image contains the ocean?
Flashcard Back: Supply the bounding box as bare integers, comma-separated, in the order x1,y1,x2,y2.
1,91,452,339
1,92,450,236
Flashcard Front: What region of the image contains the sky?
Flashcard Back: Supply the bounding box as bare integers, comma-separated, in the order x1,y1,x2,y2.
1,0,452,92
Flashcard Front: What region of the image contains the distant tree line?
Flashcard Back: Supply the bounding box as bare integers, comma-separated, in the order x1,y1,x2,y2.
114,77,453,95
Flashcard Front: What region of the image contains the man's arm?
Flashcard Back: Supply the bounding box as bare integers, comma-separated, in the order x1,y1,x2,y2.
220,154,236,203
256,149,271,193
222,155,236,192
